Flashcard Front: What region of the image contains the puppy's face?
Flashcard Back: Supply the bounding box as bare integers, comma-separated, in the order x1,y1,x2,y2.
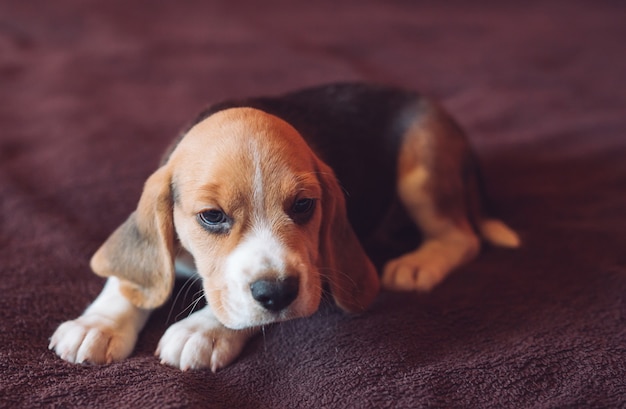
169,109,324,329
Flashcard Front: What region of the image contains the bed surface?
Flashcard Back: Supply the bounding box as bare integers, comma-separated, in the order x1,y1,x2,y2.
1,1,624,407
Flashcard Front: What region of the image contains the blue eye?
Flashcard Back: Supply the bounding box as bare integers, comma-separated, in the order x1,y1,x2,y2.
197,209,230,233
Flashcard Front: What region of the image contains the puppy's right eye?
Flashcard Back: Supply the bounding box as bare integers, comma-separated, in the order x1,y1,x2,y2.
197,209,230,233
198,210,226,225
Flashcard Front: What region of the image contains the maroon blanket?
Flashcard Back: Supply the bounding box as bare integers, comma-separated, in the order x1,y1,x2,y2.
1,1,624,407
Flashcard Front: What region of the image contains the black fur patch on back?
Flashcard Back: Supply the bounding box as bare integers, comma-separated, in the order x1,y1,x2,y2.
186,82,424,239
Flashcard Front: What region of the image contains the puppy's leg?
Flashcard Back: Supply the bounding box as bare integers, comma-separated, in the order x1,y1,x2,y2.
382,105,482,292
49,277,151,364
156,305,257,372
381,188,480,292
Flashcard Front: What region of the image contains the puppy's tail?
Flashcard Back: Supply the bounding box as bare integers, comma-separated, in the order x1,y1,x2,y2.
466,152,521,248
478,218,520,248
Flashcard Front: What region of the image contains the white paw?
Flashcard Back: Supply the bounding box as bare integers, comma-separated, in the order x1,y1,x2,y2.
49,314,138,365
156,309,252,372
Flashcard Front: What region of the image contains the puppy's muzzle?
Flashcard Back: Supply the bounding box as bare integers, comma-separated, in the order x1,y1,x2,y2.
250,276,299,312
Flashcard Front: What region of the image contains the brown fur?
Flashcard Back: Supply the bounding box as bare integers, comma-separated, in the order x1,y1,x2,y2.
90,166,176,308
91,108,380,322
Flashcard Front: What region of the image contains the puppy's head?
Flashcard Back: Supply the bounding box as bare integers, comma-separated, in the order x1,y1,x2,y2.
91,108,379,329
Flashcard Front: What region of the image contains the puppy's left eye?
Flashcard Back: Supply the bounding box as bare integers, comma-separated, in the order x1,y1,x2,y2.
291,198,316,223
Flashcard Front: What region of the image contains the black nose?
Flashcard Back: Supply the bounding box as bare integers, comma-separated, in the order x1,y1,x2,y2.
250,276,299,312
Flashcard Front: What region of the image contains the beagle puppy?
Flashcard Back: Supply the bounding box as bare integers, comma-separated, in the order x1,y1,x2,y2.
50,83,519,371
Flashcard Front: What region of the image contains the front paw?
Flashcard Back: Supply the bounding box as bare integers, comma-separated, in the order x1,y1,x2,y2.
49,314,137,365
156,310,253,372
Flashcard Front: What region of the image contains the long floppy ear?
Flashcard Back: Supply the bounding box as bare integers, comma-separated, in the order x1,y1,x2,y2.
89,165,176,309
317,162,380,313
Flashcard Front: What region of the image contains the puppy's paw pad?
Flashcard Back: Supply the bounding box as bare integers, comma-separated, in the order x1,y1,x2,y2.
49,316,136,365
156,318,249,372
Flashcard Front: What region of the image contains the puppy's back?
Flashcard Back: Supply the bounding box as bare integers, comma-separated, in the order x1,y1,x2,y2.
192,83,426,239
